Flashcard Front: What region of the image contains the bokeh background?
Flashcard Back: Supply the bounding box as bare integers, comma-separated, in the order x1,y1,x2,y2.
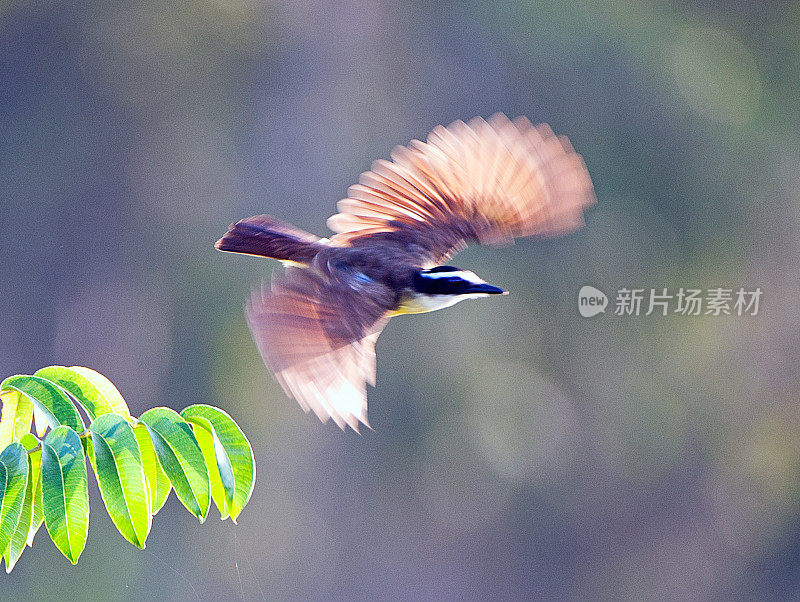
2,0,800,599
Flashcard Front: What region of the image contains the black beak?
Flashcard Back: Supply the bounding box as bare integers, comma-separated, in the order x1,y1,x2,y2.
467,283,508,295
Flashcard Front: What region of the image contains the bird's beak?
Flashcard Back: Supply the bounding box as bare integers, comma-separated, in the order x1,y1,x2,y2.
467,283,508,295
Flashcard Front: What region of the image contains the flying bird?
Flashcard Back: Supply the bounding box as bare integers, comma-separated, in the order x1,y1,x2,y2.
216,114,595,431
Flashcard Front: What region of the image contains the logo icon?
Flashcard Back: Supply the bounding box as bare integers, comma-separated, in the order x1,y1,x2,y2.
578,285,608,317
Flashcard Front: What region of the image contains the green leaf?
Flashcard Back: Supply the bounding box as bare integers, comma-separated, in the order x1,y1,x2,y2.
1,375,84,433
133,424,171,516
185,416,231,520
19,433,39,451
34,366,131,422
0,443,28,558
89,414,150,549
139,408,209,522
181,405,255,523
28,467,43,548
0,390,33,449
41,426,89,564
19,435,43,548
5,451,34,572
0,366,257,570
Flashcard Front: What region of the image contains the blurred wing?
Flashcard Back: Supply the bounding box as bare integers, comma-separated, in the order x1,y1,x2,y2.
327,113,595,263
246,267,394,431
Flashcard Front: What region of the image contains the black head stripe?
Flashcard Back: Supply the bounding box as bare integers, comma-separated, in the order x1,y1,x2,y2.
424,266,460,273
413,271,473,295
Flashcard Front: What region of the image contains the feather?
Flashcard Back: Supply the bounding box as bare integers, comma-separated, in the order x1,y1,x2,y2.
246,267,393,430
215,214,321,263
327,113,595,263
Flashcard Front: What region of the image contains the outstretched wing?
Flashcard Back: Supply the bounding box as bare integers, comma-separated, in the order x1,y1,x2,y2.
327,113,595,264
246,266,394,431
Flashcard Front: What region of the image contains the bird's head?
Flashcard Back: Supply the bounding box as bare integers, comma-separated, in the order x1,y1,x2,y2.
412,266,508,298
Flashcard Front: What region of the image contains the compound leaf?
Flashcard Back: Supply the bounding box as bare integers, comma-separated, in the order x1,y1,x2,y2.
0,366,255,570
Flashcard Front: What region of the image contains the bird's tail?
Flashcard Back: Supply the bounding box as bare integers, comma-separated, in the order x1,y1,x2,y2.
215,214,322,264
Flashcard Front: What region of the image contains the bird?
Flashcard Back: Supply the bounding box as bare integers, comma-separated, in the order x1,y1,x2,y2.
216,113,595,431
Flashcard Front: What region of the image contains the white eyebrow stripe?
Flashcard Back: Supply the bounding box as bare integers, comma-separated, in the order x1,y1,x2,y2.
422,270,484,283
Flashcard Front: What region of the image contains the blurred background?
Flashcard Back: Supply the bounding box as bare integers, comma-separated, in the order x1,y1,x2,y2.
2,0,800,599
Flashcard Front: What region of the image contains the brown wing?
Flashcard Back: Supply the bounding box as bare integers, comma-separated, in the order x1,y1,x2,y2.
326,113,595,263
246,266,394,431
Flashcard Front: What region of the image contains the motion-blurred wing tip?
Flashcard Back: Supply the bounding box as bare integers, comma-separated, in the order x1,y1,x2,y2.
327,113,595,257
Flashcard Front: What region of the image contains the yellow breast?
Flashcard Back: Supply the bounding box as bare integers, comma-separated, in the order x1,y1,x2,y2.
391,293,467,315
